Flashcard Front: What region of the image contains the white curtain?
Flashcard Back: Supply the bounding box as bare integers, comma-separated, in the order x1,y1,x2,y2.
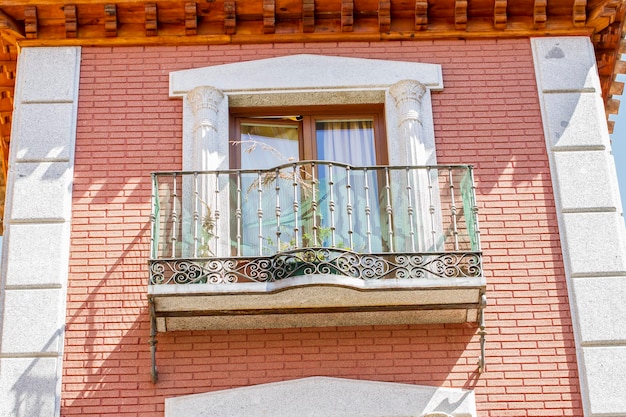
315,120,375,165
315,120,384,252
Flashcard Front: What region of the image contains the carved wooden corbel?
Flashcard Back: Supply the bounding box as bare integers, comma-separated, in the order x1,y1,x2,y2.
185,2,197,35
494,0,507,29
573,0,587,27
105,4,117,37
415,0,428,31
303,0,314,33
64,4,77,38
263,0,275,34
533,0,547,29
379,0,390,33
145,3,157,36
24,6,38,39
455,0,467,31
224,0,236,35
342,0,354,32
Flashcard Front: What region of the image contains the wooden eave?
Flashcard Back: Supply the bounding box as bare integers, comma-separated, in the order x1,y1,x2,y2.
0,0,625,134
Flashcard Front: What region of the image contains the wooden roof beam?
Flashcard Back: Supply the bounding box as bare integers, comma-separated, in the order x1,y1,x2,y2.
606,97,620,114
185,1,196,35
0,61,16,80
0,87,13,100
145,3,157,36
0,112,10,125
4,1,616,46
593,21,622,48
619,37,626,54
494,0,507,29
455,0,467,31
608,119,615,133
263,0,275,34
0,9,25,38
379,0,390,33
587,0,620,32
224,0,236,35
64,4,77,38
615,59,626,74
302,0,314,33
342,0,353,32
24,6,37,39
415,0,427,31
610,80,624,96
0,98,12,112
534,0,546,29
574,0,587,27
105,4,117,37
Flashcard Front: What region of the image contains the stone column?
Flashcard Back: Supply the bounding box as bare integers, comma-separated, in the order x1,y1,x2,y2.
388,79,428,165
388,79,441,251
184,86,229,257
187,86,226,171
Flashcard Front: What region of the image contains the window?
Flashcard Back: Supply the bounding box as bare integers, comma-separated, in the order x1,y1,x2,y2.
170,55,444,259
228,106,395,255
230,105,387,165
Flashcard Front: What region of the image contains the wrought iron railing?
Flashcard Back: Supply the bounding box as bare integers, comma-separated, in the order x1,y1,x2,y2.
149,162,481,284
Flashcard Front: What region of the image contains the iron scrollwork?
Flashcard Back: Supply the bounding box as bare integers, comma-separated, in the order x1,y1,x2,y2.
149,248,482,285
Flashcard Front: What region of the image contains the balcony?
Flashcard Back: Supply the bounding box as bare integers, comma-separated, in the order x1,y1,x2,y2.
148,162,485,331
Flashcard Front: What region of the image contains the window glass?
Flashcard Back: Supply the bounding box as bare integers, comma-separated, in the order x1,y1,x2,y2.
240,121,299,169
233,108,387,255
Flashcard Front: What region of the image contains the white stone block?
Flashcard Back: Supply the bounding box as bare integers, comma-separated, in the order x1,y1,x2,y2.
572,277,626,343
542,93,610,150
9,162,73,220
170,54,444,97
553,150,620,211
14,103,76,161
1,289,64,353
532,37,600,92
561,212,626,276
17,47,80,103
583,346,626,415
4,223,70,287
0,358,60,417
165,377,477,417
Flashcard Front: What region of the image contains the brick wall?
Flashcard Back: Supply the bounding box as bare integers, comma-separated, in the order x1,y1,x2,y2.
64,39,582,416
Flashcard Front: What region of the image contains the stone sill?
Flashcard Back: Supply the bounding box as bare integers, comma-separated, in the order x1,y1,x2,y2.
149,274,486,331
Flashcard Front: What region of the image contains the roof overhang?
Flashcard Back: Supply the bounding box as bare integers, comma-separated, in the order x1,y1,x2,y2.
1,1,625,123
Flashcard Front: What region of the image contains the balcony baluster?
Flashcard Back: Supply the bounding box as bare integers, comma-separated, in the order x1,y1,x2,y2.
149,162,482,285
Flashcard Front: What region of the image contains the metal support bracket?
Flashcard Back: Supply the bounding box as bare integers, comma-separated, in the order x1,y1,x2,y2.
149,296,159,383
477,293,487,373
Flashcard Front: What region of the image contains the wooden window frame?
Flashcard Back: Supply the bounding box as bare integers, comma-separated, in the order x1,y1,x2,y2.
230,104,388,168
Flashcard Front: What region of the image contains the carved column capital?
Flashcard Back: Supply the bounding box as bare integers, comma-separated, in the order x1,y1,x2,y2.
389,79,427,123
187,85,225,133
187,85,225,113
389,79,427,101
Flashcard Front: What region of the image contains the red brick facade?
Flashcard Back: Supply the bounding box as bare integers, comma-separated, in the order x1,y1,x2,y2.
64,39,582,416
